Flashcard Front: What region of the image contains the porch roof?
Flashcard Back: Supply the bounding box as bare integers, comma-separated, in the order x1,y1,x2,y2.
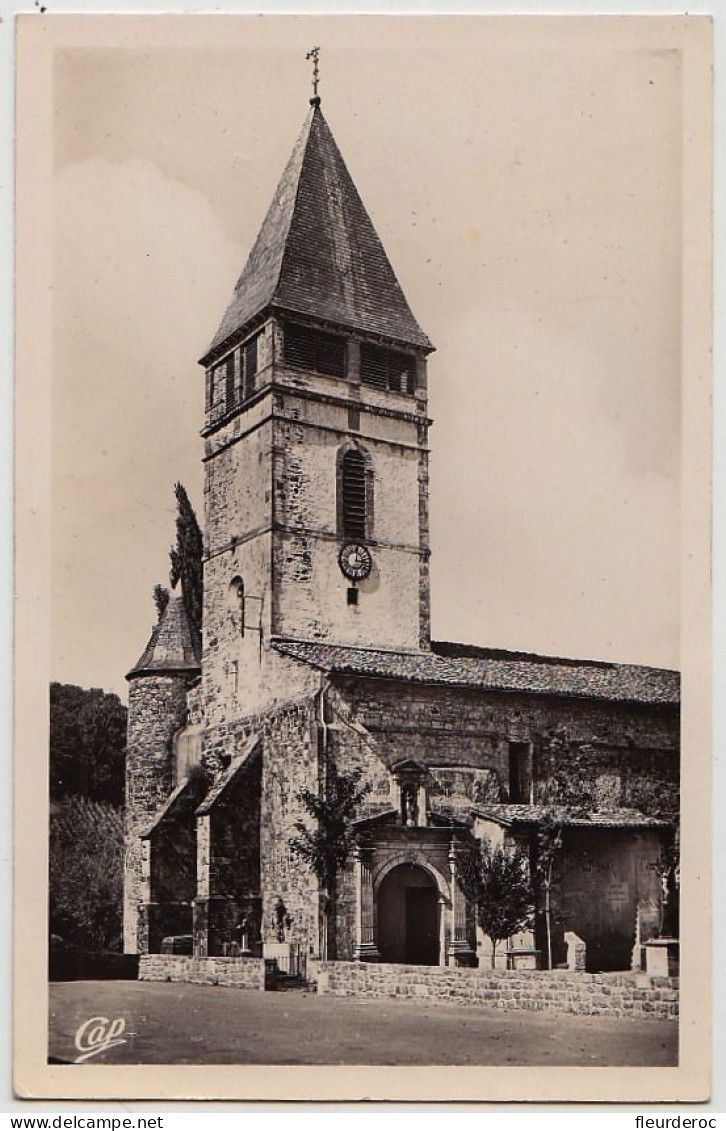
140,776,199,839
472,804,671,829
353,808,471,831
195,735,261,815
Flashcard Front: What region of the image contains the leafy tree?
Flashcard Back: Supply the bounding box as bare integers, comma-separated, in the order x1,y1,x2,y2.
289,765,372,959
535,812,564,971
463,842,534,968
49,795,124,951
534,728,596,968
49,683,127,805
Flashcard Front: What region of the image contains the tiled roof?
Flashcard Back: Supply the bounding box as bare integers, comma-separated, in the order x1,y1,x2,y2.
127,593,201,679
271,639,680,706
195,736,261,815
203,102,432,362
354,808,471,831
473,804,671,829
140,775,207,838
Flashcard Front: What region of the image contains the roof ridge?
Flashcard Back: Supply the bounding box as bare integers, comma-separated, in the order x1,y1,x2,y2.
270,638,680,706
272,636,424,658
431,639,679,676
274,636,680,675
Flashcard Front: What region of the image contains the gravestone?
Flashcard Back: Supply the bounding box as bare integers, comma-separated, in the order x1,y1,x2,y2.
565,930,587,972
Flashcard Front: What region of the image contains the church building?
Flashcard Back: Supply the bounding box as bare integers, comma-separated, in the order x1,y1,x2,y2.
124,90,680,976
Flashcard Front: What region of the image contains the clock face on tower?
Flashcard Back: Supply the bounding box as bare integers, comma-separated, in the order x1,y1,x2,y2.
339,543,372,582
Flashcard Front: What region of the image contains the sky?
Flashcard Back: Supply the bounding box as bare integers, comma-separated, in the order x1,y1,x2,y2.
49,17,682,701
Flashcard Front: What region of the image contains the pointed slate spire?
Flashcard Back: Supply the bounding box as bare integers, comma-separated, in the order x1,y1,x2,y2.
202,103,432,364
126,592,201,680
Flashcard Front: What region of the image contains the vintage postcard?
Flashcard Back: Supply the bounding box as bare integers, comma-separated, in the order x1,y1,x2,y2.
14,13,712,1102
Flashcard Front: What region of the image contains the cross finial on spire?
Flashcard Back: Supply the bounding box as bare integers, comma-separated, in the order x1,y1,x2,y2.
306,46,321,105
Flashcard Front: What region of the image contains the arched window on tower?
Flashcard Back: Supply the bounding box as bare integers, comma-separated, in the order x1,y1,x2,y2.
339,448,370,542
229,575,245,637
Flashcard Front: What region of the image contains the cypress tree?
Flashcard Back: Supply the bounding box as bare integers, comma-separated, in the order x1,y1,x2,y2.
152,483,203,649
153,583,170,621
169,481,203,652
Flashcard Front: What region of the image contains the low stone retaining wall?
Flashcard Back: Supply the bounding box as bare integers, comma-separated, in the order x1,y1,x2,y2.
139,954,266,990
314,962,678,1022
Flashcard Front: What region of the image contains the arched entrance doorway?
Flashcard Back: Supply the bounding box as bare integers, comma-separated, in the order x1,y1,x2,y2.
376,863,439,965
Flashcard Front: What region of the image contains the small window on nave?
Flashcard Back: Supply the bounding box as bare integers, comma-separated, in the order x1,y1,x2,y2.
508,742,533,804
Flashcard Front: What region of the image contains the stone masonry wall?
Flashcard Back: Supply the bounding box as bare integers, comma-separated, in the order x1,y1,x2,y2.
201,329,432,716
149,776,208,906
322,679,677,965
335,678,679,820
270,390,426,652
259,696,321,955
139,954,265,990
124,673,194,953
202,540,320,722
547,826,665,971
314,962,679,1022
325,683,395,815
201,693,322,958
200,748,262,957
202,370,319,721
204,422,272,558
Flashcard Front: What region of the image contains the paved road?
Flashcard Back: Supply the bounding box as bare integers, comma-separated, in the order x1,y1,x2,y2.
49,980,677,1067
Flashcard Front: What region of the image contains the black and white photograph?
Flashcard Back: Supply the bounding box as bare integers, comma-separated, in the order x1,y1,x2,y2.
13,13,712,1103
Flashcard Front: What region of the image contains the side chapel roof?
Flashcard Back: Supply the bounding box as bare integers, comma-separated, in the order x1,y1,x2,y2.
202,101,432,364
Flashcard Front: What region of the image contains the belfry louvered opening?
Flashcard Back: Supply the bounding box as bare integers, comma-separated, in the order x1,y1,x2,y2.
284,322,346,378
225,355,235,412
360,344,416,394
206,330,261,419
243,334,259,400
341,450,368,542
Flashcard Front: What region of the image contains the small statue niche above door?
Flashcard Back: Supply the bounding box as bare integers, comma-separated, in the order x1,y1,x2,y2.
392,759,429,828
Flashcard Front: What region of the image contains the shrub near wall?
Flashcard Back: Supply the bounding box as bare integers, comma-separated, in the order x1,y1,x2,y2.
313,962,678,1022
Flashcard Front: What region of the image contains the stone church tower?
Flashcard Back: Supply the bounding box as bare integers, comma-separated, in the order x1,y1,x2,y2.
198,96,434,723
125,91,679,973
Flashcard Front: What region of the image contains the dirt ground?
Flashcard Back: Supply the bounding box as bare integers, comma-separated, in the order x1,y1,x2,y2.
48,980,677,1067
